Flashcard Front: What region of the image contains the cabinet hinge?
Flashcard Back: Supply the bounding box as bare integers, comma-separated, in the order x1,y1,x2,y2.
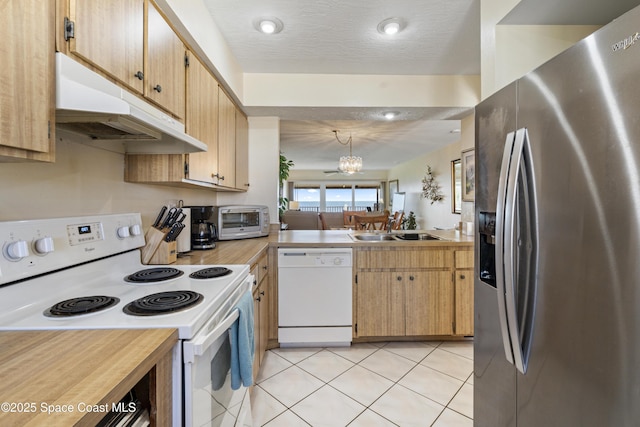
355,323,358,334
355,274,358,284
184,53,190,67
184,162,189,177
64,17,75,41
48,121,51,139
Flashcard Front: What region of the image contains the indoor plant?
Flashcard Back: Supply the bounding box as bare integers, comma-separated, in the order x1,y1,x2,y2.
279,154,294,219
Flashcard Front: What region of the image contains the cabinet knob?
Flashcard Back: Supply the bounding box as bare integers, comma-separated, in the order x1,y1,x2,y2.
460,274,466,279
262,265,268,270
219,175,225,181
397,276,402,281
253,279,257,286
153,84,162,93
134,71,144,80
260,291,265,296
409,275,415,281
255,296,262,302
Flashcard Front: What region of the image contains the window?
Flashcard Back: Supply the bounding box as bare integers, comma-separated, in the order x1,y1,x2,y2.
293,185,320,211
292,183,382,212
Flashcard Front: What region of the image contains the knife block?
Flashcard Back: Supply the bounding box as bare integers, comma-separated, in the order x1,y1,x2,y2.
147,240,177,265
141,227,173,264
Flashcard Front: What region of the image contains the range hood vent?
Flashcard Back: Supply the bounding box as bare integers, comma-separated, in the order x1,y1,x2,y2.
55,53,207,154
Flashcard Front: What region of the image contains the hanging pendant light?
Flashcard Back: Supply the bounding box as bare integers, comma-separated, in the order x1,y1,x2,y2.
333,130,363,174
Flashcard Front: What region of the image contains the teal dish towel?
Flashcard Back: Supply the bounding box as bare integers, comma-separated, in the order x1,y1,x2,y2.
230,290,255,390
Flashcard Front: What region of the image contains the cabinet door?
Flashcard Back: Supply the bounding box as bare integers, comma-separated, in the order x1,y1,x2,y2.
356,272,404,337
185,54,219,183
1,0,55,161
217,88,236,187
252,288,261,383
146,0,185,119
258,281,268,365
405,271,453,336
69,0,144,93
235,110,249,190
454,271,474,335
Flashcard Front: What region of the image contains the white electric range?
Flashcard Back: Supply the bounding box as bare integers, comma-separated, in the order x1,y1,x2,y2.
0,213,253,427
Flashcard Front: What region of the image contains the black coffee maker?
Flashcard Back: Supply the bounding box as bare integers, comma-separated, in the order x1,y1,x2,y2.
189,206,218,250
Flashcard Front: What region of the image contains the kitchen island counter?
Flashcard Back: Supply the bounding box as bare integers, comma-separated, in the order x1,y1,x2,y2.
177,229,473,266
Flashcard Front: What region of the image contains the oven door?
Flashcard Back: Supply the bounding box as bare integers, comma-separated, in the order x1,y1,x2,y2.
182,286,253,426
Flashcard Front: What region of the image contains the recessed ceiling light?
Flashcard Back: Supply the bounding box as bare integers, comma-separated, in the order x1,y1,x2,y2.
254,17,283,35
377,18,405,36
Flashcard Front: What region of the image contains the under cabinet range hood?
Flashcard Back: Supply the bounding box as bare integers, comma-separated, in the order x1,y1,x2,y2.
55,53,207,154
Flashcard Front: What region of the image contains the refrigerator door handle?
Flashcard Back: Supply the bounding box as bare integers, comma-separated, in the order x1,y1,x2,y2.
504,128,539,375
495,130,517,365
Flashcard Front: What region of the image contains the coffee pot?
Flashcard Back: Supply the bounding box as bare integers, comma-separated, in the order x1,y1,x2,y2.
188,206,217,250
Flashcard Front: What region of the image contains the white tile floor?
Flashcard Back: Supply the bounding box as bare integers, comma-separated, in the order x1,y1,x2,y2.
251,340,473,427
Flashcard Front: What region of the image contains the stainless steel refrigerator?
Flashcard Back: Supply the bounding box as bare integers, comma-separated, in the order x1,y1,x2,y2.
474,5,640,426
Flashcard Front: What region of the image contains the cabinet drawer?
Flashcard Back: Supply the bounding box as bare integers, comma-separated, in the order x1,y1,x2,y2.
357,247,451,270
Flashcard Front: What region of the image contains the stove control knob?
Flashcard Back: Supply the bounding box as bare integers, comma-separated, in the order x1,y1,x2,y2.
4,240,29,261
129,224,142,236
34,236,55,254
117,226,131,239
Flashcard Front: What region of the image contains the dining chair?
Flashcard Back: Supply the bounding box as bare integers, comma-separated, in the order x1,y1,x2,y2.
392,211,404,230
354,214,388,231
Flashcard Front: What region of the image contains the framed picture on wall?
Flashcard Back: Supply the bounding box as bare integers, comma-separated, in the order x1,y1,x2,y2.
461,148,475,202
451,158,462,214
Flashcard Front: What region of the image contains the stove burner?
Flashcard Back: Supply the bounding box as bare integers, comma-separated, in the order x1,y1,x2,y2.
44,296,120,317
124,267,184,283
189,267,233,279
123,290,203,316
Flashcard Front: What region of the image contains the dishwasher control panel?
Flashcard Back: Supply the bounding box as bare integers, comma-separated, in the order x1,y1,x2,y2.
278,248,352,268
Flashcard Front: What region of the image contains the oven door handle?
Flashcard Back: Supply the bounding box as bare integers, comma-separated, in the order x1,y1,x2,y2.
183,308,239,363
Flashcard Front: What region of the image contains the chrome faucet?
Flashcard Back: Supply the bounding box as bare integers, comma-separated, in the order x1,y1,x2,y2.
387,217,396,233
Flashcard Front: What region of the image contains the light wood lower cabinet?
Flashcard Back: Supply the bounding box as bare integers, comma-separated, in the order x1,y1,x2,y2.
454,248,474,336
251,250,269,382
354,245,471,339
356,270,453,337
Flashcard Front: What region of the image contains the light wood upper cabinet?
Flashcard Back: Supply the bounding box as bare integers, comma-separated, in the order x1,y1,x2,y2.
145,0,185,119
217,88,236,188
63,0,185,119
235,110,250,189
185,53,219,184
67,0,144,93
0,0,55,162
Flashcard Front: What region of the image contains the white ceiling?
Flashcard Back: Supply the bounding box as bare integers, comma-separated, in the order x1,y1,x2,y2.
201,0,640,172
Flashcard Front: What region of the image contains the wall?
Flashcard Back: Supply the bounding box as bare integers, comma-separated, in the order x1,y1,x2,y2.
217,117,281,221
0,123,281,227
0,136,215,227
481,0,599,98
387,114,475,230
495,25,600,90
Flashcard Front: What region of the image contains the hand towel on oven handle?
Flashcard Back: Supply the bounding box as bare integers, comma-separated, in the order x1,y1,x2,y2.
230,290,255,389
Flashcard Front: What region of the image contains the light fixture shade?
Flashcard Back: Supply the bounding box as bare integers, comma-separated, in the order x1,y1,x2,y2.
339,156,363,174
377,17,405,35
260,20,277,34
254,17,284,34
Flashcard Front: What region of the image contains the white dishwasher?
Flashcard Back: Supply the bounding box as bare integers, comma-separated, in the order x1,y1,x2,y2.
278,248,353,347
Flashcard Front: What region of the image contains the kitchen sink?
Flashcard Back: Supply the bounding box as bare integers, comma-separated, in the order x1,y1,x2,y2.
350,232,443,242
351,234,398,241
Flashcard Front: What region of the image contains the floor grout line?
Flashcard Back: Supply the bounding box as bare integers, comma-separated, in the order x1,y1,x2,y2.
254,341,474,426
